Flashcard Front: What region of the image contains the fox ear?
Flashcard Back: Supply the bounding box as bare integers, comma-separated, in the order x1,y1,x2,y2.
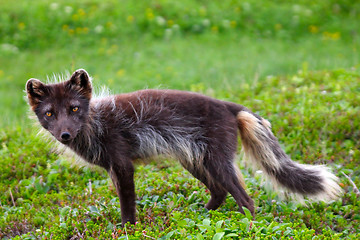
26,78,47,109
68,69,92,99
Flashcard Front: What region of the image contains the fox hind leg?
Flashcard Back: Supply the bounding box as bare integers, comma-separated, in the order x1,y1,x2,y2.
203,154,255,215
205,183,228,210
178,160,228,210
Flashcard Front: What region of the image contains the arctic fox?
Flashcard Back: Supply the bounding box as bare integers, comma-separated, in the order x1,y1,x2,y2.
26,69,342,226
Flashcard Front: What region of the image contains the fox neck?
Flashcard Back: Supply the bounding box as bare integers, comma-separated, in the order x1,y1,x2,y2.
67,107,106,167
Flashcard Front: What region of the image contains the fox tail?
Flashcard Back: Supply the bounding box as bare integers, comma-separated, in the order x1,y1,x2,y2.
236,110,342,202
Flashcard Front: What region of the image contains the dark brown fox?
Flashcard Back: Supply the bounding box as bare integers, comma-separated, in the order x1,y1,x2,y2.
26,69,342,226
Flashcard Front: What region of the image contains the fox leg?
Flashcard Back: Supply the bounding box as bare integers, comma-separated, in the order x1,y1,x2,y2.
108,160,136,227
203,154,255,215
183,165,228,210
205,183,228,210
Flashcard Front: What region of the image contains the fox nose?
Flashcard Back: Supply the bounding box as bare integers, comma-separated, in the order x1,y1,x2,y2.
60,132,71,141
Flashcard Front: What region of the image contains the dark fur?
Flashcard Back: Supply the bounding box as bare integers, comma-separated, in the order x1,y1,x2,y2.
26,69,341,226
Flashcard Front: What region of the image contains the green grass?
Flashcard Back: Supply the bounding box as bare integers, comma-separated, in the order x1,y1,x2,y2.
0,0,359,239
1,35,358,127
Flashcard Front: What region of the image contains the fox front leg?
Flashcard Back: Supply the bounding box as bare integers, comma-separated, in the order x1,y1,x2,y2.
108,161,136,226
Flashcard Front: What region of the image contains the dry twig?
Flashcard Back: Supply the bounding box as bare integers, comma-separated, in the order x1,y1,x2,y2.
9,189,16,207
342,172,360,196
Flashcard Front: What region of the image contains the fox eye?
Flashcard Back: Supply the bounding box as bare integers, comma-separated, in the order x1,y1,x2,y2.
72,106,79,112
45,112,52,117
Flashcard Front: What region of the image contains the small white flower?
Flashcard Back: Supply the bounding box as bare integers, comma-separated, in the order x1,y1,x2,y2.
0,43,19,53
94,25,104,33
222,19,230,28
156,16,166,26
292,4,301,13
50,3,59,11
305,9,313,16
242,2,251,12
64,6,73,14
192,24,201,32
134,52,141,59
172,24,180,31
202,19,210,27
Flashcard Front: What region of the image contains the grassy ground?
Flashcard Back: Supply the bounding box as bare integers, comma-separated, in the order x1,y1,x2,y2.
0,0,359,239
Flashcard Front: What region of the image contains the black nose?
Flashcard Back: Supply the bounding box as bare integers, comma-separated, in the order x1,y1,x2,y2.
60,132,71,141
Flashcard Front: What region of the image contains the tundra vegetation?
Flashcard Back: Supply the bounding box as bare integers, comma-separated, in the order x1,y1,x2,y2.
0,0,359,239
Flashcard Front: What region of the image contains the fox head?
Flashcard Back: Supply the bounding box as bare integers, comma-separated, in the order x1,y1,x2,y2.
26,69,92,144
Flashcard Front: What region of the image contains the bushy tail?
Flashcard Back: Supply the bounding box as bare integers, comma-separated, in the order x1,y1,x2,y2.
236,110,342,202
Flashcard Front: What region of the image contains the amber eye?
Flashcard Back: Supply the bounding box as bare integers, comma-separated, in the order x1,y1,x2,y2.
46,112,52,117
72,106,79,112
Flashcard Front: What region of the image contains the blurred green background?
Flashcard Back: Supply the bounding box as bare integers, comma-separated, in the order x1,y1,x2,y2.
0,0,359,239
0,0,359,126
